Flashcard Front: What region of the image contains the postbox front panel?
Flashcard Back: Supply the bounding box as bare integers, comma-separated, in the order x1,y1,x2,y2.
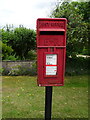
37,18,67,86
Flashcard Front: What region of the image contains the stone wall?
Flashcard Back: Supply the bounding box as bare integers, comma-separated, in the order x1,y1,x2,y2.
2,60,37,75
2,60,35,70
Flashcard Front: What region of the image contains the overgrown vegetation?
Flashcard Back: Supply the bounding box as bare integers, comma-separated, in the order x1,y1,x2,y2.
51,1,90,57
1,25,36,60
65,57,89,76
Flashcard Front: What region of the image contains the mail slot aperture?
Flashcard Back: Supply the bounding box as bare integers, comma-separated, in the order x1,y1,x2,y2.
40,31,64,35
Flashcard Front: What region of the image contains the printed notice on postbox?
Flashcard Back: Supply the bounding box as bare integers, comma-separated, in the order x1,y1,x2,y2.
46,54,57,75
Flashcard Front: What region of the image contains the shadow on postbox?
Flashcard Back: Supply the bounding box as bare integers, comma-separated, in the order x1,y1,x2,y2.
36,18,67,86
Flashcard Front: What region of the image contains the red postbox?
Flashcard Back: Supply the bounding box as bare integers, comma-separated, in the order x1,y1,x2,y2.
36,18,67,86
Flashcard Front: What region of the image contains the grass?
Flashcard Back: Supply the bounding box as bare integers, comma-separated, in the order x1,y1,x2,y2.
2,75,88,119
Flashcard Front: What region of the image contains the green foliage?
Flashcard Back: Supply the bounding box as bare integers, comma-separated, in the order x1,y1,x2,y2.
65,57,89,76
26,50,36,60
51,1,90,57
82,48,89,55
1,27,15,44
1,25,36,60
2,41,14,60
5,55,18,61
10,27,36,60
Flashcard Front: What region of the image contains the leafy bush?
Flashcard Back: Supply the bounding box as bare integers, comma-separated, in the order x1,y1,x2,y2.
1,26,36,60
51,1,89,58
4,55,19,61
2,42,14,60
65,57,89,76
82,48,90,55
26,50,36,60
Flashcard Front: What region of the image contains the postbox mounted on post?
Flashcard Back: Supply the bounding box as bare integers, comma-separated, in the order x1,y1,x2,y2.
36,18,67,86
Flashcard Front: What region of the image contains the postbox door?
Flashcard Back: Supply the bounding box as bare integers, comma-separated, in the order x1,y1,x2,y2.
37,48,65,86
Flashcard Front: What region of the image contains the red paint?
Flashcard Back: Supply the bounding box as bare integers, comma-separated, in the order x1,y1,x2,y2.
46,65,57,66
36,18,67,86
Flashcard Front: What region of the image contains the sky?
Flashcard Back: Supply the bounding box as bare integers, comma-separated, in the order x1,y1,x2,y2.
0,0,59,30
0,0,85,30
